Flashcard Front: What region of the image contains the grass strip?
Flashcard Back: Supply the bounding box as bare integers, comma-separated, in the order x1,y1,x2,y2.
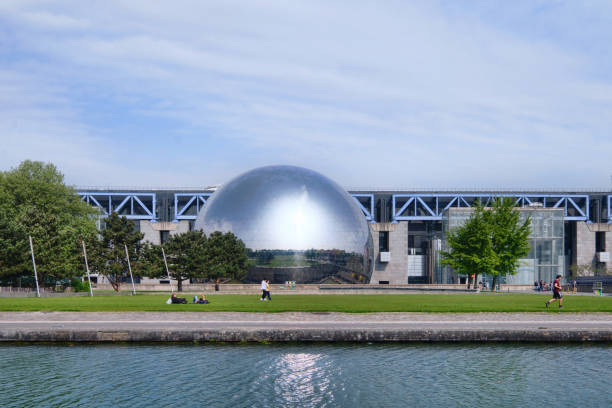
1,293,611,313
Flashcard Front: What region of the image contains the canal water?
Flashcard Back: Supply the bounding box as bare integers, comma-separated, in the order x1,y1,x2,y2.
1,344,611,407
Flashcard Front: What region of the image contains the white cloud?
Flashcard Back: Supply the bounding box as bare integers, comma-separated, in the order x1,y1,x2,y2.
0,0,611,189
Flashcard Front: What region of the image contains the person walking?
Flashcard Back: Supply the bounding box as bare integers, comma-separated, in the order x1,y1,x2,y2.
265,279,272,301
572,279,577,294
545,274,564,309
260,279,267,301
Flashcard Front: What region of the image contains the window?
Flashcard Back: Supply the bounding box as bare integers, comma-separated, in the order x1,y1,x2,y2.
379,231,389,252
596,232,606,252
160,231,170,244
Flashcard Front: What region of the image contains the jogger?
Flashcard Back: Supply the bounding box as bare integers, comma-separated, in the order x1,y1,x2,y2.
545,274,564,309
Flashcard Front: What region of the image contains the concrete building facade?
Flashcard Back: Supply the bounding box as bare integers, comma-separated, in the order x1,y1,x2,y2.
79,187,612,284
139,220,190,245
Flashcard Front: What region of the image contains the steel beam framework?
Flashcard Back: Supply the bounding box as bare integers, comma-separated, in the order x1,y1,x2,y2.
172,193,374,222
78,190,599,224
173,193,213,221
351,194,376,223
392,193,590,222
79,192,156,221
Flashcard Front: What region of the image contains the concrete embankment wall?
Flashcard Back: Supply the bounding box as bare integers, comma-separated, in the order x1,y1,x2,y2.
3,328,612,343
2,312,612,343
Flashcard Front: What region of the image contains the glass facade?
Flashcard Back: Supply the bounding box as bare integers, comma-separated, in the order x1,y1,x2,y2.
525,209,565,284
443,207,565,285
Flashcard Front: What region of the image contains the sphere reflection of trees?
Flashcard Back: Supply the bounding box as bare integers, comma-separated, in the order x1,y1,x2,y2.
195,165,373,283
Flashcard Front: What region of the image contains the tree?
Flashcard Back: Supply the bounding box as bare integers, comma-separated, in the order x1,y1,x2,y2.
204,231,249,281
160,230,208,292
0,161,98,287
485,198,531,290
142,231,248,289
87,212,144,292
441,198,531,290
441,202,499,289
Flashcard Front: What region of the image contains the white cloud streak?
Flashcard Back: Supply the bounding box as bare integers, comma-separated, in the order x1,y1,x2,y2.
0,0,611,189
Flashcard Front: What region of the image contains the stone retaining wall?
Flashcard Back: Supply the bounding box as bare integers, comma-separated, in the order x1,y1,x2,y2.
2,328,611,343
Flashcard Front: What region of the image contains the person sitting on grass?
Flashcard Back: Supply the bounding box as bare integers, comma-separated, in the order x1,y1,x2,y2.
545,274,564,309
171,293,187,304
196,294,209,304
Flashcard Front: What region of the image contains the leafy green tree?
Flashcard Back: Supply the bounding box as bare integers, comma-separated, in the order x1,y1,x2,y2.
139,241,165,278
204,231,249,281
441,199,531,290
441,202,499,289
0,161,97,287
485,198,531,290
87,212,144,292
133,241,165,281
160,230,208,291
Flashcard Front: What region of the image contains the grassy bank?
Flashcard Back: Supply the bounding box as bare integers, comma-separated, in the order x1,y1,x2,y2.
1,293,611,313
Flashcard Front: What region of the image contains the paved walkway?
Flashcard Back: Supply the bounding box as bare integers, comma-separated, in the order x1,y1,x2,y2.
2,312,612,342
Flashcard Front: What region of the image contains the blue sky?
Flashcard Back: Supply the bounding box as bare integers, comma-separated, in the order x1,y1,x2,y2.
1,0,611,189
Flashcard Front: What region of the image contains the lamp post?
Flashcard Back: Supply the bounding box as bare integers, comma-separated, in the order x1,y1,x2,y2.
161,247,173,293
124,244,136,295
82,240,94,297
28,235,40,298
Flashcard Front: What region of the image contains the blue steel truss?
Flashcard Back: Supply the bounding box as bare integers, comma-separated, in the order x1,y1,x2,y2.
392,194,590,222
173,193,213,221
77,190,601,223
172,192,374,222
351,194,376,224
79,192,156,221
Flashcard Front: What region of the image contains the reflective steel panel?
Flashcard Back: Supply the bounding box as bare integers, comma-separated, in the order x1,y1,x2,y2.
194,165,373,283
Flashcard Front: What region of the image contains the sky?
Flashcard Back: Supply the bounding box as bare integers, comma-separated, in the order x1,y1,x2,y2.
1,0,611,190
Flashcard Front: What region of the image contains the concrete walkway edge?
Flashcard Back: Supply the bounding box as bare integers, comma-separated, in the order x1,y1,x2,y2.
2,312,612,343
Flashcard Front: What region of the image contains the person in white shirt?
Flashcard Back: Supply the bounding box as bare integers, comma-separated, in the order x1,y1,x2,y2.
260,279,267,301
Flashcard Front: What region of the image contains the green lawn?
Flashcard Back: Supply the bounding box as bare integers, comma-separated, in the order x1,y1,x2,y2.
1,293,612,313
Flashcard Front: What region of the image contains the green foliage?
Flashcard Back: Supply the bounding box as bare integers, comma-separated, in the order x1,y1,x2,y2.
247,249,275,264
0,161,98,287
441,202,498,287
70,278,91,293
139,241,166,278
441,198,531,289
204,231,249,281
142,230,249,290
485,198,531,289
161,230,208,291
87,212,144,292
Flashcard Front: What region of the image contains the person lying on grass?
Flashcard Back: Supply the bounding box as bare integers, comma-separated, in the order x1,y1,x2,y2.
170,294,187,304
196,294,209,304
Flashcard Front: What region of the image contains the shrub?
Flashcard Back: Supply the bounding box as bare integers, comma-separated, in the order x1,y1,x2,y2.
70,278,90,293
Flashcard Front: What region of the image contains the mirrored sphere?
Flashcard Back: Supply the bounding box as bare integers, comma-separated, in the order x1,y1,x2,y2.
194,165,373,283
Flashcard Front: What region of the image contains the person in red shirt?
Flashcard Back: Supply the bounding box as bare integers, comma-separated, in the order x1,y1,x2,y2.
545,274,564,309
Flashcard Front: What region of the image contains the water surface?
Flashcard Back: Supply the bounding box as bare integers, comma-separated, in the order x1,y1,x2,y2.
1,344,610,407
